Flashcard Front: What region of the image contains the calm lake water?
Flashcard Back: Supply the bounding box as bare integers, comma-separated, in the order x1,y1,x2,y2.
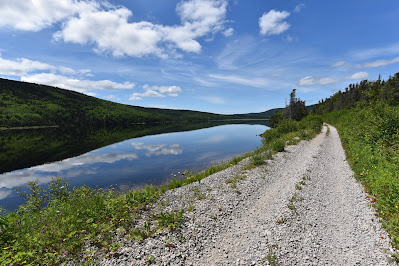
0,121,268,211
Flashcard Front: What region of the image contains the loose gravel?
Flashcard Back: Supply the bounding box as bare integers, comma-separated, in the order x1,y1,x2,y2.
102,125,396,265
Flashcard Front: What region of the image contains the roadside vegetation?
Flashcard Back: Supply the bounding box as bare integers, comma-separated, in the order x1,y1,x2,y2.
311,73,399,254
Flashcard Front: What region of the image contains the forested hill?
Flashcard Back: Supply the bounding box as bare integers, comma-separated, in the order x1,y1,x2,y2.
0,78,250,128
312,72,399,113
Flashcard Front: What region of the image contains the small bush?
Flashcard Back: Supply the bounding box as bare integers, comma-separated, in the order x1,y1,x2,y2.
272,139,285,152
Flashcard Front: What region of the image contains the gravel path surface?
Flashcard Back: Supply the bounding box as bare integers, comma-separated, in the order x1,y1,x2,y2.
103,125,396,265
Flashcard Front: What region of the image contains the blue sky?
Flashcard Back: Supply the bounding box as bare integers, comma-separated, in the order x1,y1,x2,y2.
0,0,398,114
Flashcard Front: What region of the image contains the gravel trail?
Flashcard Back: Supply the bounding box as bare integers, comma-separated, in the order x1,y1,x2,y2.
104,125,395,265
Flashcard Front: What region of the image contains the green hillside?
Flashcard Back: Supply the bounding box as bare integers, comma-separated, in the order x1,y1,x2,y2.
0,78,240,128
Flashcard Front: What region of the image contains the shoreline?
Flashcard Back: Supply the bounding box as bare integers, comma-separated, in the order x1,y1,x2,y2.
99,125,395,265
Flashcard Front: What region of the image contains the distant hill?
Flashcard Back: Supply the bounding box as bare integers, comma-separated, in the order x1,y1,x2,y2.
0,78,239,128
235,107,284,119
236,104,316,119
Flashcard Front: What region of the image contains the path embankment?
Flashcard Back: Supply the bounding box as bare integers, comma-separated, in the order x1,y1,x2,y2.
104,125,396,265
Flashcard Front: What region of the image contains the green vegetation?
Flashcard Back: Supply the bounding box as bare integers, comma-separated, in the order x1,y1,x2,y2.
0,176,190,265
0,78,262,128
269,89,310,128
262,245,280,265
225,175,246,189
276,217,287,224
310,72,399,253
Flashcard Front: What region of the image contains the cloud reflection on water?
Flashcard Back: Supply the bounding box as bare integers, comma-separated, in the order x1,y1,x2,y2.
0,152,139,193
131,142,183,157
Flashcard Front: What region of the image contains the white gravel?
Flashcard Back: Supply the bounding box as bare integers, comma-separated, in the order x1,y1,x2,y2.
102,125,396,265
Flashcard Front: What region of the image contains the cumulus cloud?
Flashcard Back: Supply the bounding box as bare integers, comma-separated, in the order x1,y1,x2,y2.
129,84,182,100
259,10,290,36
358,56,399,68
53,0,229,58
298,76,340,86
0,0,100,31
21,73,135,93
143,84,182,96
0,57,54,75
345,72,369,80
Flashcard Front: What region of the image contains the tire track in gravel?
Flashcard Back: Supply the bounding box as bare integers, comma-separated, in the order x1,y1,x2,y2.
189,125,394,265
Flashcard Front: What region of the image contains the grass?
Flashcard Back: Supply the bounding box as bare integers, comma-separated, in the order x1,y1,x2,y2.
276,217,288,224
225,175,246,189
191,187,206,200
262,245,280,265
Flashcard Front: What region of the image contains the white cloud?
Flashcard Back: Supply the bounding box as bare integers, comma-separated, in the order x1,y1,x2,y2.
0,0,100,31
332,61,345,67
294,3,305,13
223,27,234,37
259,10,290,36
54,0,229,58
209,74,269,88
131,142,183,157
0,56,95,78
143,84,182,96
129,84,182,100
0,57,54,75
21,73,135,93
129,90,164,100
345,72,369,80
199,96,225,104
358,56,399,68
298,76,339,86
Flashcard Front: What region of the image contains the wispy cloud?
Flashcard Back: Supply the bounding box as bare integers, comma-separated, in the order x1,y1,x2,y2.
351,43,399,60
345,72,369,80
298,76,340,86
294,3,305,13
222,27,234,37
198,96,225,104
259,10,290,36
331,60,345,67
209,74,269,88
357,56,399,68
